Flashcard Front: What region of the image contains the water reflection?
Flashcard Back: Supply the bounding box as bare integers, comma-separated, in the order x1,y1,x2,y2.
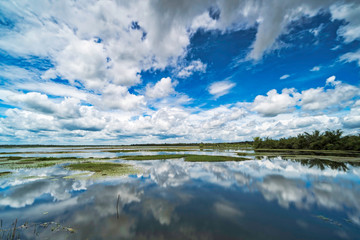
0,157,359,239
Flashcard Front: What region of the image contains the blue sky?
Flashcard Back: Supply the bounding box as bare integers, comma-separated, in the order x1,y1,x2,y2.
0,0,359,144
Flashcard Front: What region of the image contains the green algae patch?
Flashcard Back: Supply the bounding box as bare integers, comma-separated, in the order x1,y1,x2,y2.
64,162,138,178
121,154,249,162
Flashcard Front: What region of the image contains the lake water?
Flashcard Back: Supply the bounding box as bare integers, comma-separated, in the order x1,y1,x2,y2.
0,148,359,239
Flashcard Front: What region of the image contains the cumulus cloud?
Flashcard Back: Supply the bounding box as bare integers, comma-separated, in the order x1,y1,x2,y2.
145,77,177,99
208,80,236,99
342,100,360,129
7,92,82,119
300,79,359,111
43,39,111,89
252,88,300,117
90,84,146,111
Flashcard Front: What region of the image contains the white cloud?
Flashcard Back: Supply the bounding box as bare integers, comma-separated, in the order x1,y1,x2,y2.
331,2,360,67
252,88,300,117
330,3,360,43
145,77,177,99
1,1,360,143
310,66,321,72
325,75,340,86
177,60,207,78
340,49,360,67
208,80,236,99
342,101,360,129
90,84,146,111
280,74,290,80
7,92,82,119
300,80,359,111
43,39,111,90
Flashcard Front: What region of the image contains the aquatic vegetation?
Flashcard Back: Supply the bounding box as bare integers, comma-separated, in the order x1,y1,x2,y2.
0,171,11,177
0,219,75,239
64,162,138,178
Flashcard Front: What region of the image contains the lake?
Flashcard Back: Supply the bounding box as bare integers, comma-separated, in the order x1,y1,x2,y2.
0,147,359,239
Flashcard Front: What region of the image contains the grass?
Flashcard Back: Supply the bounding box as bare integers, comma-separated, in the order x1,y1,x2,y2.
121,154,249,162
64,162,138,178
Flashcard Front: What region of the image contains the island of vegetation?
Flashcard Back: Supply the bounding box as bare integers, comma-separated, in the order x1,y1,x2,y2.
253,130,360,151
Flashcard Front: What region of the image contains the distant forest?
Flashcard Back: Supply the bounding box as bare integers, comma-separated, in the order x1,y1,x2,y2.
253,130,360,151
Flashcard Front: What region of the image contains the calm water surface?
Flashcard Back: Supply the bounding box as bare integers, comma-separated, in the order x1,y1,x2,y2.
0,149,359,239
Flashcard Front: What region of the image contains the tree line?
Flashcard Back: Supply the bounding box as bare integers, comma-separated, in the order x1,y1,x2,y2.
253,130,360,151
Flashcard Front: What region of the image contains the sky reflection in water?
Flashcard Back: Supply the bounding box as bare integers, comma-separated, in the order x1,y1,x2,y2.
1,157,360,239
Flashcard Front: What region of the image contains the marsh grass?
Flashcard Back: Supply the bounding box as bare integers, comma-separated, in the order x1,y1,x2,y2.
64,162,138,178
0,219,75,239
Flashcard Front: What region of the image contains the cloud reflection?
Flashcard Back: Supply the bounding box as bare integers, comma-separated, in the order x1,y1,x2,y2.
0,157,360,238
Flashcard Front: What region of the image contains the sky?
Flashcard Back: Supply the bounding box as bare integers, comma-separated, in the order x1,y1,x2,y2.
0,0,360,145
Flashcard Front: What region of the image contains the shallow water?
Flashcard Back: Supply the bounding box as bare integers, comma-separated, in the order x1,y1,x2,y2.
0,148,360,239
